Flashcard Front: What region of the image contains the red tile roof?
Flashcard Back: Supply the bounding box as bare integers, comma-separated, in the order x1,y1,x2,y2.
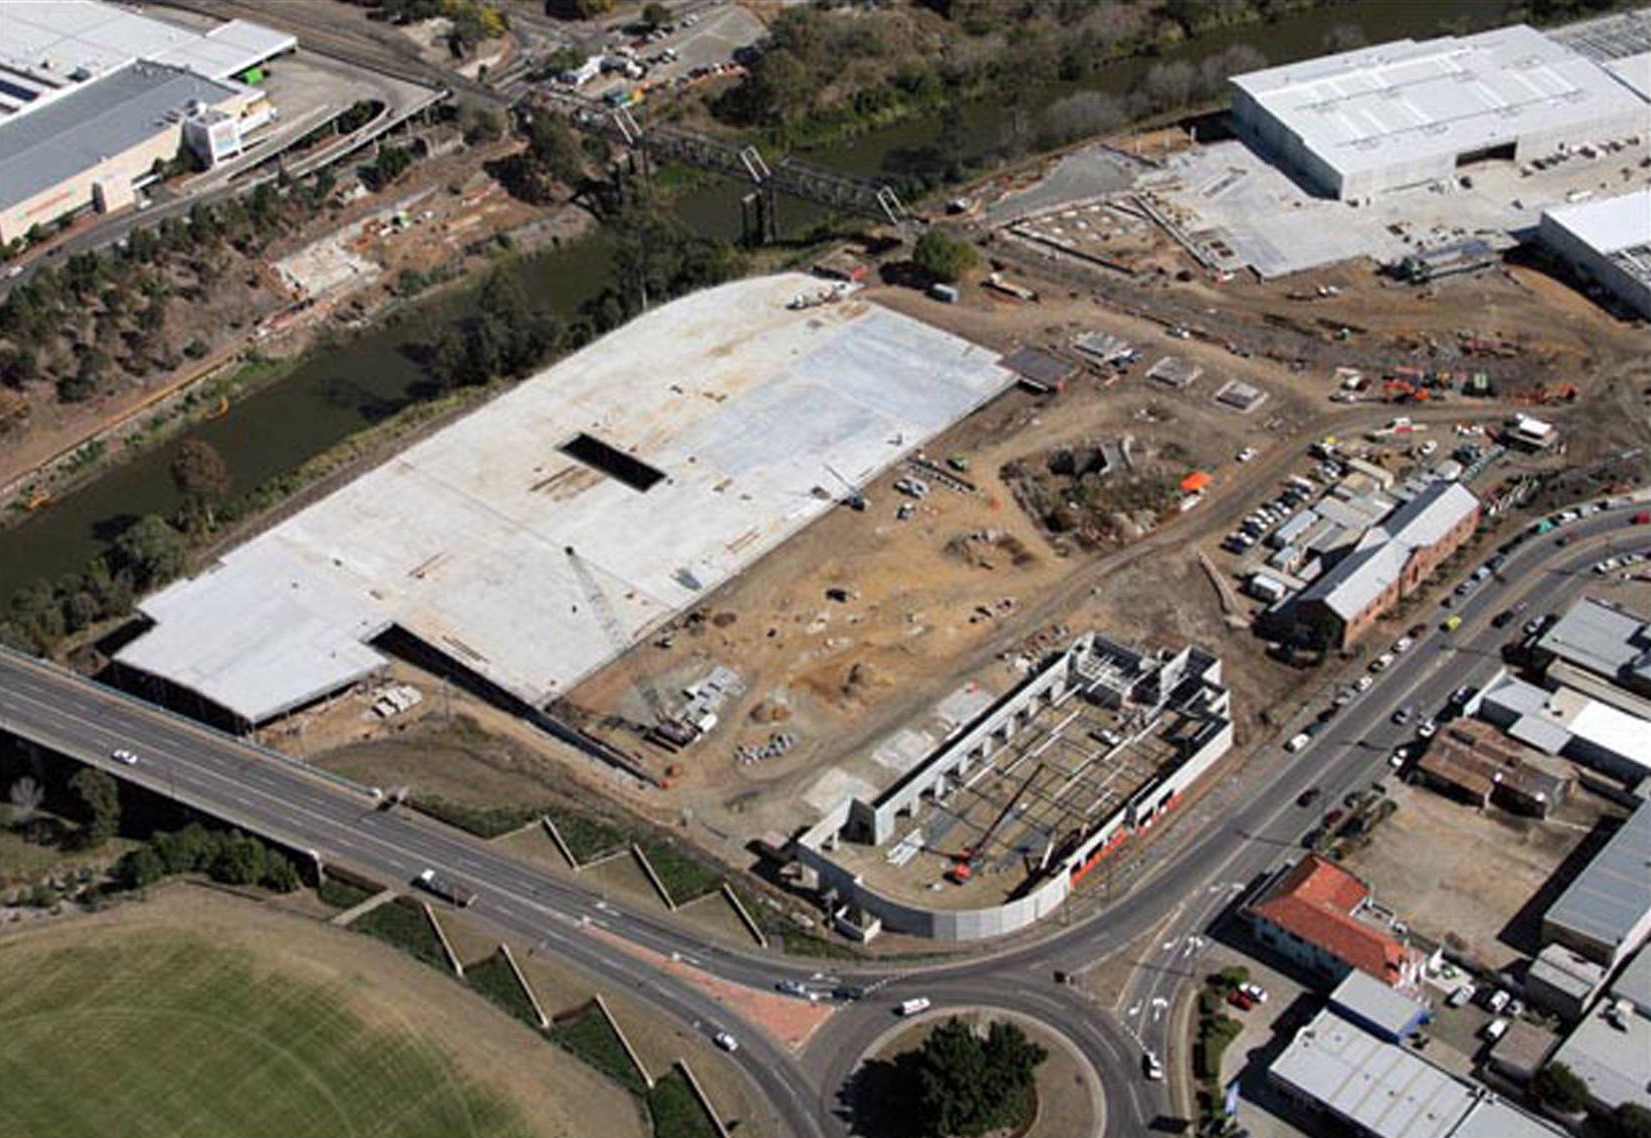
1253,854,1413,985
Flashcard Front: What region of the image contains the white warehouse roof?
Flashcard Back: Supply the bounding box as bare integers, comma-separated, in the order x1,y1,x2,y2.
0,1,291,120
1543,187,1651,254
117,276,1015,724
1231,24,1649,182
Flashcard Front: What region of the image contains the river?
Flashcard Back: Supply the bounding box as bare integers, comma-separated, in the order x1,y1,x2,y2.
0,0,1507,603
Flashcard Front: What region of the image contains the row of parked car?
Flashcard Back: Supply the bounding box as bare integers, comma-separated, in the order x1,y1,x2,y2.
1221,473,1324,555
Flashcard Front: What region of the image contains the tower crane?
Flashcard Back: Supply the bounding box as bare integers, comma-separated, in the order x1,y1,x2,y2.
564,546,697,751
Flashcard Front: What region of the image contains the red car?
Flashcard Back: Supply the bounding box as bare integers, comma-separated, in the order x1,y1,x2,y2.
1633,511,1650,526
1227,989,1258,1011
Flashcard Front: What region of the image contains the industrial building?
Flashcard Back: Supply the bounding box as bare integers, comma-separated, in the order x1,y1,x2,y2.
1413,720,1571,817
0,0,292,243
1541,796,1651,969
1550,942,1651,1118
1286,481,1480,650
1533,596,1651,712
1270,1007,1565,1138
1245,855,1423,989
792,633,1233,941
1476,671,1651,784
1327,971,1429,1044
1540,188,1651,319
1229,25,1649,201
1525,943,1608,1023
116,276,1015,728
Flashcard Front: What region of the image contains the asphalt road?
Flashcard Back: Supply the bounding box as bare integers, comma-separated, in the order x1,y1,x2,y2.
0,500,1642,1137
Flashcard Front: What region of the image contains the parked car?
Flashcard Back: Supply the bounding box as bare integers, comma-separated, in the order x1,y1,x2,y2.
1393,636,1413,654
1483,1018,1509,1043
1441,615,1462,632
1485,989,1512,1014
1447,984,1476,1008
1371,653,1396,672
1392,705,1415,726
1285,732,1312,753
1297,787,1323,808
1417,718,1437,739
1355,675,1374,693
1239,983,1269,1004
1227,988,1257,1011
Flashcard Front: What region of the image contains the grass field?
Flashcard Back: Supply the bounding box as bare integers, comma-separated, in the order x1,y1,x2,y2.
0,887,643,1138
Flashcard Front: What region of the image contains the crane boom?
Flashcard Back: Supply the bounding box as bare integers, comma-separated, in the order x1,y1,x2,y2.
564,546,692,747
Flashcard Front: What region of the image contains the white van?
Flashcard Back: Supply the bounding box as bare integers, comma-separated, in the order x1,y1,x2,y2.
897,997,931,1016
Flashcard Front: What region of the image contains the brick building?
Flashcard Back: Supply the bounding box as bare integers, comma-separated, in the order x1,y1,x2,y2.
1290,481,1480,650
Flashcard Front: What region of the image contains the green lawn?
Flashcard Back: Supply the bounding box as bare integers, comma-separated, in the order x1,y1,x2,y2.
0,929,533,1138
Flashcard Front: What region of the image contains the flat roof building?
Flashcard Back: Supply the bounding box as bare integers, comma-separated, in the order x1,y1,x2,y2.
1543,797,1651,968
1329,971,1430,1043
116,277,1015,727
1229,25,1650,201
0,61,253,245
1525,943,1608,1023
1270,1007,1565,1138
1478,671,1651,784
1551,944,1651,1116
1540,189,1651,319
0,0,290,241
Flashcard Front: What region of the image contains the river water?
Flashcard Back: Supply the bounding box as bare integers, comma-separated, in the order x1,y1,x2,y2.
0,0,1504,602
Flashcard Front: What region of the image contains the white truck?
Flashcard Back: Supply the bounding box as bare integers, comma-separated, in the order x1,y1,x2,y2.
415,868,476,908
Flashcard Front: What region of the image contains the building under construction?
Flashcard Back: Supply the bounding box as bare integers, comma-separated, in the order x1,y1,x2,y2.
793,633,1233,941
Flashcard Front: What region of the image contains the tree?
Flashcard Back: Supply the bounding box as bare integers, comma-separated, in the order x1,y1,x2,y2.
900,1017,1047,1137
69,767,120,848
211,834,267,886
1618,1103,1651,1138
912,229,979,284
1535,1062,1590,1114
116,846,166,890
113,515,189,590
369,144,415,190
263,853,301,893
170,438,233,529
641,2,670,27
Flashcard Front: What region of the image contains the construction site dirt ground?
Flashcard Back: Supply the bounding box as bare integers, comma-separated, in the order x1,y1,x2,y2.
1337,778,1632,974
273,239,1651,944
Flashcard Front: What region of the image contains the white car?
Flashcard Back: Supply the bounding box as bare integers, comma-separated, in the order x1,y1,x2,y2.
714,1031,738,1053
1236,447,1258,463
110,748,138,766
1393,636,1413,654
1417,718,1437,739
1143,1051,1164,1080
1371,653,1395,672
1285,732,1311,754
1238,982,1269,1004
1355,675,1374,693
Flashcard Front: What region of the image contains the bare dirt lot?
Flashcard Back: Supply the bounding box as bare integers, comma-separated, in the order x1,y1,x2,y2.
1337,778,1630,973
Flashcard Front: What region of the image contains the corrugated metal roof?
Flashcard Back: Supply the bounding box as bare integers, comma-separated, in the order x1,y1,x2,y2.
1538,596,1651,683
1300,482,1479,621
1545,798,1651,954
1330,971,1429,1036
0,61,239,213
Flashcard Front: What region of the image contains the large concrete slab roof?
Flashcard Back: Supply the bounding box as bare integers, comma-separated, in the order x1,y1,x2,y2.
117,276,1014,723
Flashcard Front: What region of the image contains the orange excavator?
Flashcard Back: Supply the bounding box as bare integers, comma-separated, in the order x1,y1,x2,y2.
943,764,1042,885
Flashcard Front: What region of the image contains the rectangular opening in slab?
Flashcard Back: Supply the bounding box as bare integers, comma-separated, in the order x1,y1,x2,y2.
559,433,665,492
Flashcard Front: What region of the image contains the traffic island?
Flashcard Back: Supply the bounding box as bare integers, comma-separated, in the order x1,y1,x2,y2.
842,1009,1098,1138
